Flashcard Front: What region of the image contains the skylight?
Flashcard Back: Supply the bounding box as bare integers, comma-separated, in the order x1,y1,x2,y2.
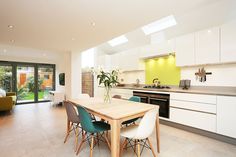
108,35,128,47
141,15,177,35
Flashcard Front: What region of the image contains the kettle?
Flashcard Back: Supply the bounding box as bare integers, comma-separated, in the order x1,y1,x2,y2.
153,78,160,87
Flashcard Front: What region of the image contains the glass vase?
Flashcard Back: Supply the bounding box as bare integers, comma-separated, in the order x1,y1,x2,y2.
104,86,111,103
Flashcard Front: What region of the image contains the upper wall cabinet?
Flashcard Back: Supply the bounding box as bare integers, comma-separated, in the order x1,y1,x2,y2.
175,33,195,67
139,39,176,59
109,48,144,71
110,53,121,70
195,27,220,65
96,54,111,70
221,20,236,63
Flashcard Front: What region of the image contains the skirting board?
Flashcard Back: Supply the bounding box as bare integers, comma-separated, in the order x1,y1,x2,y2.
160,119,236,145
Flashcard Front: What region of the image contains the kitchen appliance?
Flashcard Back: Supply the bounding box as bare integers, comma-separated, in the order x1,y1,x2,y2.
133,91,170,118
179,79,191,90
152,78,160,87
143,85,171,89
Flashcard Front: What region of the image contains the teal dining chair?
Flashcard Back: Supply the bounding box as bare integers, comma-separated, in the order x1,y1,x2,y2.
76,106,111,157
122,96,141,125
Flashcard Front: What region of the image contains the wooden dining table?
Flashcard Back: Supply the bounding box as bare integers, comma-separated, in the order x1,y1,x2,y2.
69,97,160,157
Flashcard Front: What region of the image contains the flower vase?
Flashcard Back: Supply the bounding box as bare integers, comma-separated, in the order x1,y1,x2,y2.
104,86,111,103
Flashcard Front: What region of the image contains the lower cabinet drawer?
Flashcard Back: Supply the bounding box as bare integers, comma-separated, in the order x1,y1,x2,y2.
170,107,216,132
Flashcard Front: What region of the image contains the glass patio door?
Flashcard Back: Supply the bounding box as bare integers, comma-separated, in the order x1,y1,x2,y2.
16,65,35,103
38,66,54,101
0,65,13,92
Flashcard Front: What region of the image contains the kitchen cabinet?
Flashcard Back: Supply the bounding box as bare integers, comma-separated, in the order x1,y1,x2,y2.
110,53,121,70
175,33,195,66
221,20,236,63
170,107,216,132
96,54,111,70
139,39,175,59
195,27,220,64
110,48,144,71
170,93,217,132
217,96,236,138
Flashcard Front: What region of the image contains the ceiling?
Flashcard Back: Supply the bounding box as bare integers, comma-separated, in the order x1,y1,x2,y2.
97,0,236,54
0,0,225,53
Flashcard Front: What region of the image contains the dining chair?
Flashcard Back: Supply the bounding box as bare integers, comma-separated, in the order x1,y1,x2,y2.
120,108,159,157
112,95,122,99
64,101,82,152
77,93,97,121
122,96,141,125
76,106,111,157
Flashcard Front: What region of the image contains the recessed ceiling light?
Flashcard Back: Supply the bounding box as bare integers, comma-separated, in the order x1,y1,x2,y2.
3,49,7,53
108,35,128,47
43,53,47,56
8,25,14,29
141,15,177,35
91,22,96,26
71,38,75,41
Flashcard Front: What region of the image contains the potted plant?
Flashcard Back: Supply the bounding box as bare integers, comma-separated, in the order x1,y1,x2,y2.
97,69,119,103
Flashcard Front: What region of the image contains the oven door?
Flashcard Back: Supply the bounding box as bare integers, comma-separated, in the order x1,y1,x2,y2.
133,95,148,103
149,97,169,118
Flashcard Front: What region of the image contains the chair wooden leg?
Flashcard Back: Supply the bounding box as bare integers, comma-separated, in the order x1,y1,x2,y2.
64,120,71,143
137,141,141,157
134,140,137,153
96,133,100,146
74,127,79,152
90,135,94,157
76,132,86,155
120,138,128,157
147,138,157,157
104,135,111,150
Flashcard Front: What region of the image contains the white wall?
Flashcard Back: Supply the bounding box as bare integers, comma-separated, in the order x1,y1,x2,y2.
0,44,71,98
70,51,82,99
181,64,236,87
119,71,145,84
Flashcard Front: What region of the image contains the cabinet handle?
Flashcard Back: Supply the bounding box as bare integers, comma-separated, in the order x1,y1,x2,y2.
150,97,168,102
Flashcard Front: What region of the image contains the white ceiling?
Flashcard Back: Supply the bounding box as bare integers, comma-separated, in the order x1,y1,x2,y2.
0,0,224,53
97,0,236,54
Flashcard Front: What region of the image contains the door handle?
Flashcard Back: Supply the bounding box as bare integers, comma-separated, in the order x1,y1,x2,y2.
150,97,168,102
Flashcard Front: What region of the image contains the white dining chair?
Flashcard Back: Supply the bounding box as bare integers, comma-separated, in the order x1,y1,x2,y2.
120,108,159,157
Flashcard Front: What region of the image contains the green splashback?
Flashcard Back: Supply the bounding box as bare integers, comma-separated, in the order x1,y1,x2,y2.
145,56,180,85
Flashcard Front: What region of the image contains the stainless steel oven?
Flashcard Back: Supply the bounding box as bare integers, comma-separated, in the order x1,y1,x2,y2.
133,91,170,118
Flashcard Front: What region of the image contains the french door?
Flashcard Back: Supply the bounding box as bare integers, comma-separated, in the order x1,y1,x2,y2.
0,61,55,104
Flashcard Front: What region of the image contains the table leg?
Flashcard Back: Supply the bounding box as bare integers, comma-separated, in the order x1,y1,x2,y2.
156,116,160,153
111,119,120,157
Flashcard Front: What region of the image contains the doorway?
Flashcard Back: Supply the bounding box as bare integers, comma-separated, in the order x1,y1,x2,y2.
0,61,55,104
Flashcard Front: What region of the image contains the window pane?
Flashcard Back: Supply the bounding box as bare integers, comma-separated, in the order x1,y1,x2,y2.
38,67,54,101
0,65,12,92
17,66,35,103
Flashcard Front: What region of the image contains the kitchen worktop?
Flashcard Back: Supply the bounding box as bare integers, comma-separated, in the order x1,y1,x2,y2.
113,85,236,96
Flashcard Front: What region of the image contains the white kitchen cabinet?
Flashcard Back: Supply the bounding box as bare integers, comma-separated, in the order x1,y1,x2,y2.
195,27,220,65
217,96,236,138
139,39,175,59
170,92,217,132
221,20,236,63
96,54,111,70
171,93,217,104
170,107,216,132
112,48,144,71
110,53,121,70
175,33,195,67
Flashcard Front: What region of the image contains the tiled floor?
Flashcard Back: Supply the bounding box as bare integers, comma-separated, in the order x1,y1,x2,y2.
0,103,236,157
